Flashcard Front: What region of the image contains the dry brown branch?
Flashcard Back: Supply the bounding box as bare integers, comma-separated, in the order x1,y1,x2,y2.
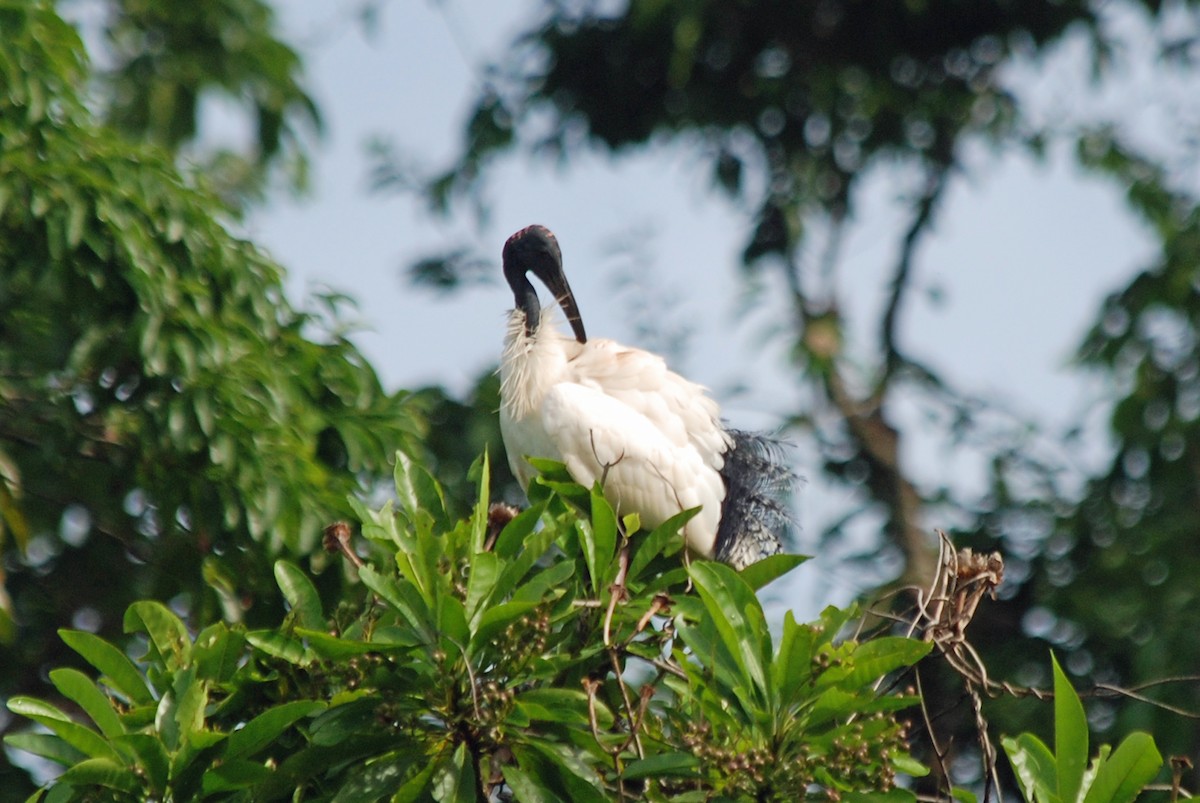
883,530,1200,800
888,530,1006,800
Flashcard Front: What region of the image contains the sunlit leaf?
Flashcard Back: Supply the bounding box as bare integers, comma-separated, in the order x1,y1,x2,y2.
226,700,327,760
124,601,190,669
1002,733,1059,803
57,757,140,794
1082,731,1161,803
1053,652,1088,803
49,668,124,738
58,630,154,705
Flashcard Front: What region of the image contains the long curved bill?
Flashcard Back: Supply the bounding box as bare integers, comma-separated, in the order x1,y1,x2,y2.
543,272,587,344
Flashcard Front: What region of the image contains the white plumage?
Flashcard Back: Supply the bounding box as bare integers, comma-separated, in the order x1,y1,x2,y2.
498,225,790,568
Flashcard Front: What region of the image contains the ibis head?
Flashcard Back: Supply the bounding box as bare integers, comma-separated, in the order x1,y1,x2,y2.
503,225,587,343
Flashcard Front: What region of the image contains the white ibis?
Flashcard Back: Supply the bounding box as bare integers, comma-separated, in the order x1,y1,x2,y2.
498,224,792,569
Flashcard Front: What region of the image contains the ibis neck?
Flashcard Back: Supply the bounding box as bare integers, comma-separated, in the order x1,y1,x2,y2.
511,275,541,336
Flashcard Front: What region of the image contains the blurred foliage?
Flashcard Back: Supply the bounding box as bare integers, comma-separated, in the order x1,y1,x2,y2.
0,3,417,797
90,0,320,209
380,0,1200,794
6,456,935,801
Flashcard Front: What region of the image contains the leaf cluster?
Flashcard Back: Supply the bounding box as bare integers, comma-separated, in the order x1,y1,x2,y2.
7,455,932,801
1002,655,1162,803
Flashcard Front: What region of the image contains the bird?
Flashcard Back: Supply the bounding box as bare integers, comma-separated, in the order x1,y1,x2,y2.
498,224,793,570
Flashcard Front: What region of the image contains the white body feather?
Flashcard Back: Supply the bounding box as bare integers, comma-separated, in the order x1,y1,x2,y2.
500,308,732,557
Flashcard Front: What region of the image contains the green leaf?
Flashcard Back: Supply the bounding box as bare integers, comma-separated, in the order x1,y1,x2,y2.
246,629,312,664
58,757,141,793
516,740,608,803
892,752,930,778
502,763,557,803
359,565,435,644
393,751,442,803
497,525,564,602
627,507,695,582
819,637,932,691
123,601,190,669
192,623,245,682
772,611,816,705
112,733,170,792
673,611,745,712
331,751,421,803
3,732,86,767
513,688,612,728
6,697,117,761
59,630,154,705
226,700,326,759
687,561,771,710
437,590,470,649
259,735,407,799
1081,732,1161,803
526,457,576,484
433,742,476,803
298,627,417,659
494,501,546,558
157,668,207,752
1003,733,1060,803
202,759,273,793
586,486,618,592
470,451,491,554
472,600,542,651
738,553,809,591
1053,653,1088,803
808,688,868,727
395,450,447,528
309,698,382,747
274,560,323,628
464,551,500,626
49,668,124,738
510,555,576,604
621,752,700,780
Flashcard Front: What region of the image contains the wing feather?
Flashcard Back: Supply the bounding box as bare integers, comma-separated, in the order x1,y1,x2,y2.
566,339,731,470
540,382,724,557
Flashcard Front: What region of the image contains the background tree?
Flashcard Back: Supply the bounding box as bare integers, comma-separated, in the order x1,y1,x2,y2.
0,3,417,797
371,0,1200,792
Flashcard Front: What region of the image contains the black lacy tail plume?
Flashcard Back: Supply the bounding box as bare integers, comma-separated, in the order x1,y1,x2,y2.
714,430,797,570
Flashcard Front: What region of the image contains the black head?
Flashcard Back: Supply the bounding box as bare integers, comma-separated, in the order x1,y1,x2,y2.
502,225,587,343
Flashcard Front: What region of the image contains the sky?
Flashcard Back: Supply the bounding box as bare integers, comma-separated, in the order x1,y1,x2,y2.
241,1,1162,613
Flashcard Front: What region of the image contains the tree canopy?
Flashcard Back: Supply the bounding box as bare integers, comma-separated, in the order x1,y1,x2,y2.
0,3,417,793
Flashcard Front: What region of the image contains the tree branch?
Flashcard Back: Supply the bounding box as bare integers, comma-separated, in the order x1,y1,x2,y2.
878,164,951,399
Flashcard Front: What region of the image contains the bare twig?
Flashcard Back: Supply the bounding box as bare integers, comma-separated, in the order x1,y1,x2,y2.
604,540,631,646
915,668,953,786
